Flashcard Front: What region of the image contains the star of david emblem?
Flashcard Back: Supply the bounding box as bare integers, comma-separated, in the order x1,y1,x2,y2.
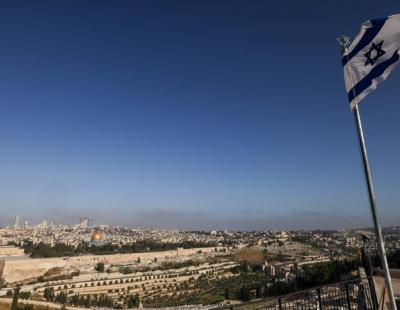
364,41,386,66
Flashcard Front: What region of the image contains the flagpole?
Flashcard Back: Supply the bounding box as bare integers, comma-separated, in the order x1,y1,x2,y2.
353,103,397,310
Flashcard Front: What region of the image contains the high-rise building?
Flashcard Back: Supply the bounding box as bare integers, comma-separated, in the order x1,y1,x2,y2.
13,216,20,228
40,220,48,229
79,217,93,228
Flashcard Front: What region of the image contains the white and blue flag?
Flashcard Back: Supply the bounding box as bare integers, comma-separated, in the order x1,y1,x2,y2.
343,14,400,109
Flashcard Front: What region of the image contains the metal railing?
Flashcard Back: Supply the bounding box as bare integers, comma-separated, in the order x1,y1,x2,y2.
217,277,378,310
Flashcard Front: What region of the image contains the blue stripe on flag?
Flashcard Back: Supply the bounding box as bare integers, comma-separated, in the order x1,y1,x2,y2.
342,18,387,67
347,50,400,102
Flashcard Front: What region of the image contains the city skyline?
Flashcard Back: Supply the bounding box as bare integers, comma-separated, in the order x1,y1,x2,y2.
1,1,400,230
4,211,400,231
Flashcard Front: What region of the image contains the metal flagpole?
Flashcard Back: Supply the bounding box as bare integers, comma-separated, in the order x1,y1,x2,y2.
353,103,397,310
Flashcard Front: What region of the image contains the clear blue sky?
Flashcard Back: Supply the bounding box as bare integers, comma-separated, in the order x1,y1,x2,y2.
0,0,400,229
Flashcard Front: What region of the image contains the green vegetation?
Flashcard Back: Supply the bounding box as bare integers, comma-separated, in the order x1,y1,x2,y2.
43,287,55,302
54,291,67,305
95,262,105,272
143,259,359,307
127,294,140,308
11,287,20,310
119,259,202,274
372,249,400,268
295,260,358,288
159,260,202,270
39,258,359,308
59,293,114,308
143,271,271,307
46,290,137,308
22,240,215,258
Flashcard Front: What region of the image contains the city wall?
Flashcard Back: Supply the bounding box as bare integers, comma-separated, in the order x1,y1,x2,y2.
1,247,218,283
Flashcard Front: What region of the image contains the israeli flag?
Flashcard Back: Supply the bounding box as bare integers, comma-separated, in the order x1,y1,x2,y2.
343,14,400,109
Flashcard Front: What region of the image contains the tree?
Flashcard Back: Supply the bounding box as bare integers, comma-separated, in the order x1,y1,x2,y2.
0,277,5,288
55,291,67,305
255,284,262,298
44,287,55,301
263,284,269,298
127,295,135,308
127,293,140,308
133,293,140,307
238,286,250,301
95,262,105,272
11,287,20,310
224,287,230,300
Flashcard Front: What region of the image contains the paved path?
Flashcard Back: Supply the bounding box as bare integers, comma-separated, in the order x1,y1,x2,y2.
373,273,400,310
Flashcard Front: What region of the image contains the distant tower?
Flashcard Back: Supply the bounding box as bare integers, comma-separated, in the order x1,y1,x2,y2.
79,217,89,228
79,217,92,228
13,216,20,228
41,219,48,228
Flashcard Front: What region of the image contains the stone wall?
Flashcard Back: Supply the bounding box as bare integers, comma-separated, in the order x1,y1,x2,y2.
1,247,220,283
0,246,25,257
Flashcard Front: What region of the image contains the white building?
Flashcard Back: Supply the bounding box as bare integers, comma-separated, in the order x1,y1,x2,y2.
13,216,20,228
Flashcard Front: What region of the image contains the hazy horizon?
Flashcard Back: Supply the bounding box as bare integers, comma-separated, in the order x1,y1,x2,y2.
3,208,400,231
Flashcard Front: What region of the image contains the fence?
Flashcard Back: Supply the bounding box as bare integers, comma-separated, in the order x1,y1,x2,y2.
217,277,378,310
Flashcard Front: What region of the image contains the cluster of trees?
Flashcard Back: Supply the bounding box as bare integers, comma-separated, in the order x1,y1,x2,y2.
233,259,359,301
24,242,75,258
76,240,215,255
50,291,113,308
44,289,68,305
144,259,359,307
55,292,67,305
120,259,202,274
44,287,140,309
296,260,359,289
144,289,224,307
43,287,55,302
22,239,215,258
67,293,113,308
127,294,140,308
7,287,34,310
39,259,361,309
219,272,273,301
159,259,201,270
371,249,400,269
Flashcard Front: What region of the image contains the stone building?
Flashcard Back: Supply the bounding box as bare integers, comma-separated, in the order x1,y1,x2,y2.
0,246,24,257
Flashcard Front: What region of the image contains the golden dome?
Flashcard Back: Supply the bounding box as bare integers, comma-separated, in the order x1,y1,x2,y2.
91,231,103,241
